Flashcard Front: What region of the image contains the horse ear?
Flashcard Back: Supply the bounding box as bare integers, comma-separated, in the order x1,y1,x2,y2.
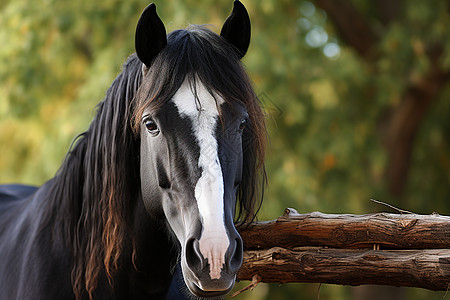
135,3,167,69
220,0,251,59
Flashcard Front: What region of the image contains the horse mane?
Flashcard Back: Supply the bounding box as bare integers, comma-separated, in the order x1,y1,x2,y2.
48,54,142,299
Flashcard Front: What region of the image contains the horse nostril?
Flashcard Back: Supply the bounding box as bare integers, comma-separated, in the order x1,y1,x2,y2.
228,238,243,273
185,237,204,271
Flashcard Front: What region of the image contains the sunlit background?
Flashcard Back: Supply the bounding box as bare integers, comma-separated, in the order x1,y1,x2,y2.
1,0,449,299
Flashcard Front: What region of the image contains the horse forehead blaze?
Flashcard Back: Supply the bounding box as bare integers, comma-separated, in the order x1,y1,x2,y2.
171,79,229,280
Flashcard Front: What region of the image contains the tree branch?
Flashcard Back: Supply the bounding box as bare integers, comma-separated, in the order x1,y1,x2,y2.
383,43,449,197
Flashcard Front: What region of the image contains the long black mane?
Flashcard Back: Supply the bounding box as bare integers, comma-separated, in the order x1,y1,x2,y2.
47,54,143,298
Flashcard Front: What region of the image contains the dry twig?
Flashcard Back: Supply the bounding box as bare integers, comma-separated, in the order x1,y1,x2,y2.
232,274,262,297
370,198,414,214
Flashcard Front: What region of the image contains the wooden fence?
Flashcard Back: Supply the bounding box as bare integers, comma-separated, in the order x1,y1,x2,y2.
236,208,450,292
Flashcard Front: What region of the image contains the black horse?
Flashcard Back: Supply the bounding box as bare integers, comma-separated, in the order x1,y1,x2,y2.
0,1,266,299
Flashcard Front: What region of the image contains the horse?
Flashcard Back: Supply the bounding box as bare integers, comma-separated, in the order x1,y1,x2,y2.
0,1,266,299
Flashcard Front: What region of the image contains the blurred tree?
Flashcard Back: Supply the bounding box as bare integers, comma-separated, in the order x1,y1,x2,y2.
1,0,449,299
314,0,450,200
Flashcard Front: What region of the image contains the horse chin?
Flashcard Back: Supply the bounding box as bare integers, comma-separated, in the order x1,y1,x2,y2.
181,262,235,298
187,280,234,298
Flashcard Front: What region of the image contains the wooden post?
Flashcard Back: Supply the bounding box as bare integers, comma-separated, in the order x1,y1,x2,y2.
236,208,450,291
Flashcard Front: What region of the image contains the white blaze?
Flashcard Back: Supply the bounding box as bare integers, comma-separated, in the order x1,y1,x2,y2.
172,79,229,280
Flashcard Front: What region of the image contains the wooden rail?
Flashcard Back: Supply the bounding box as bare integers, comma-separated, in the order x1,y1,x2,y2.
236,208,450,291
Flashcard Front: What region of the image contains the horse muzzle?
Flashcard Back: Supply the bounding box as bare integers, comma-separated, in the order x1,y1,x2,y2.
181,230,243,297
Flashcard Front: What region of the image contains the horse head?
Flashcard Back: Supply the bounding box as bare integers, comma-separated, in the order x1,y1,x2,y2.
133,1,265,297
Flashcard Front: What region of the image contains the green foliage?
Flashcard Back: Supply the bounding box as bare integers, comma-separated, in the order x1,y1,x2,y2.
1,0,449,299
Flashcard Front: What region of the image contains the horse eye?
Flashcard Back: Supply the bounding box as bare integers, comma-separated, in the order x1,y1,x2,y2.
144,118,159,135
239,119,247,131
